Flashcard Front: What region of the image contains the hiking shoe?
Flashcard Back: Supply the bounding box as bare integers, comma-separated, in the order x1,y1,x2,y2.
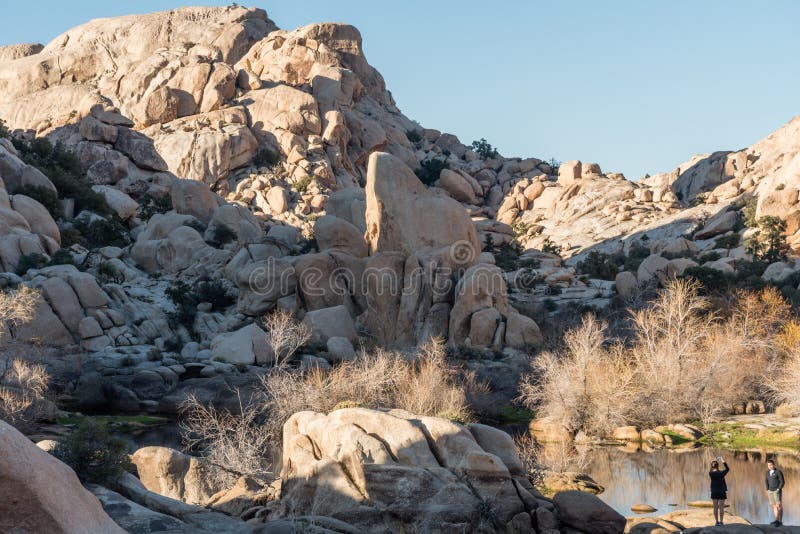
771,520,780,526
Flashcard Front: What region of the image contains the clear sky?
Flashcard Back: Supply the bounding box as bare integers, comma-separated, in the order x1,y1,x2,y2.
2,1,799,180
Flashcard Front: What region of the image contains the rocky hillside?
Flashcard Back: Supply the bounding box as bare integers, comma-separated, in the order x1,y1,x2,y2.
0,5,798,412
1,5,800,534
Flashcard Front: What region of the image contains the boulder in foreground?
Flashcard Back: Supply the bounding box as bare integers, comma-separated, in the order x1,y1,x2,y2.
0,420,124,533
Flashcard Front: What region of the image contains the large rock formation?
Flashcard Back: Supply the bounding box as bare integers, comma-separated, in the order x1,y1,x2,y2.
277,407,549,533
0,420,124,533
365,151,480,257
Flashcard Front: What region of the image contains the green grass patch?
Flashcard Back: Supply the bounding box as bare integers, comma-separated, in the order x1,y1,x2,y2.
658,429,694,446
699,423,800,451
57,413,169,430
483,405,535,426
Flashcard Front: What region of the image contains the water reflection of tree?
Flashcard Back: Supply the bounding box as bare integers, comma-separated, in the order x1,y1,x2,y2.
585,446,800,524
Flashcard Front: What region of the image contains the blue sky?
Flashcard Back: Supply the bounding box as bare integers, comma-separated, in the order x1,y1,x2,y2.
2,1,799,180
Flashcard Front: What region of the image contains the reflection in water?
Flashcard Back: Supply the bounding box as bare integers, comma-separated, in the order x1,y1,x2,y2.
584,446,800,525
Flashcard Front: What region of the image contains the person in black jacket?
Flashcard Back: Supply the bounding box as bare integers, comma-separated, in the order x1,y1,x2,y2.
766,459,785,527
709,457,730,526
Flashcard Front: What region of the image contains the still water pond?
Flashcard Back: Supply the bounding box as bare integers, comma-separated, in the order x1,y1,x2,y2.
584,446,800,525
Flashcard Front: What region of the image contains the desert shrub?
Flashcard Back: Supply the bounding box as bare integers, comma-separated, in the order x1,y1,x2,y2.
698,250,721,263
138,194,173,220
166,279,234,331
53,419,132,485
180,391,272,482
14,253,48,275
0,118,8,138
405,129,422,144
471,138,499,159
623,241,651,272
742,197,759,228
73,217,130,249
253,147,280,168
96,262,124,284
745,215,789,264
260,339,477,447
541,238,560,256
576,251,619,281
682,266,733,292
415,158,448,185
14,185,63,219
714,233,741,249
209,224,237,246
196,279,235,309
12,137,113,216
0,359,50,432
293,175,315,193
166,281,198,330
547,158,561,174
259,310,311,368
518,315,637,435
47,249,75,267
494,241,523,271
0,286,40,342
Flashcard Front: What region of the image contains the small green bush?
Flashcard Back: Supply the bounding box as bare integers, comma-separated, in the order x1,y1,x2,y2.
166,281,198,330
742,197,758,228
699,251,722,263
97,262,124,284
138,194,173,220
494,241,522,271
196,279,235,309
53,419,132,485
294,175,315,193
541,238,560,256
471,138,499,159
166,279,234,332
623,242,651,272
745,215,789,264
73,218,130,249
209,224,237,246
415,158,448,185
47,249,75,267
12,138,113,217
253,147,280,168
577,251,619,281
405,129,422,144
714,233,741,249
681,266,733,292
15,253,48,275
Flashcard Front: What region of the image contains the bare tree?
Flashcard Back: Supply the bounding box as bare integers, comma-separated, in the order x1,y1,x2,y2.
0,359,50,432
179,391,273,484
513,433,545,488
261,310,311,368
0,286,40,343
518,280,791,436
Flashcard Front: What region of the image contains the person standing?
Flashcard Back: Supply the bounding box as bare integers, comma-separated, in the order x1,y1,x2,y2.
709,456,730,526
766,459,785,527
